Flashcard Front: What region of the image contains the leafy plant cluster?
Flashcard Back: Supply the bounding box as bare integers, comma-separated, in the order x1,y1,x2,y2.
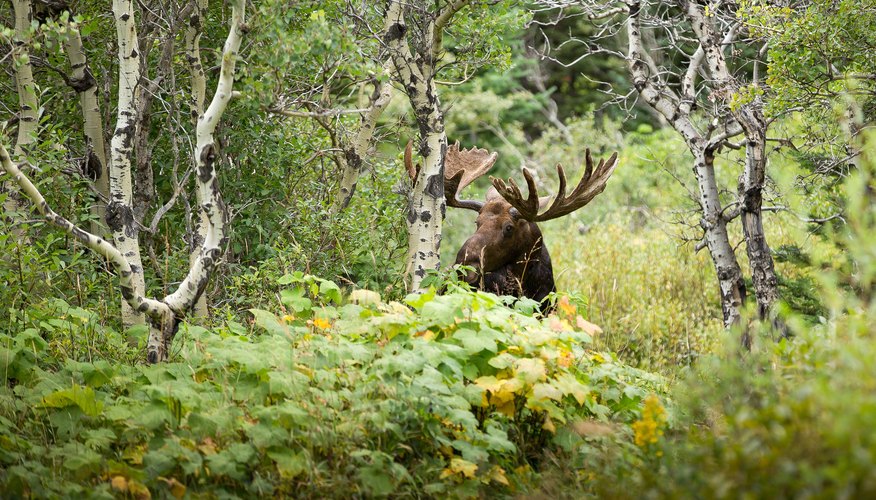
533,131,876,498
0,274,665,498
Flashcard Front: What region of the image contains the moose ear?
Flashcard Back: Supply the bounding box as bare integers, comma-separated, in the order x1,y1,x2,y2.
538,195,553,210
485,186,502,201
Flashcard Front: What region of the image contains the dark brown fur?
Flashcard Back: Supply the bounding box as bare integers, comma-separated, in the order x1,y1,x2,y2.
454,196,556,307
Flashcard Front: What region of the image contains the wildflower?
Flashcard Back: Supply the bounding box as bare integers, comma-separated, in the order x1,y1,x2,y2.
281,314,295,323
632,394,667,448
312,317,331,330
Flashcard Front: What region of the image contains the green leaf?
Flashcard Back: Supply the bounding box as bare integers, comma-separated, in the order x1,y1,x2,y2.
249,309,289,335
40,385,104,417
268,448,307,479
453,328,497,354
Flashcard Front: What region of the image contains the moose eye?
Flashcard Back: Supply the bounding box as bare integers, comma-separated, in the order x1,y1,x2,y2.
503,223,514,237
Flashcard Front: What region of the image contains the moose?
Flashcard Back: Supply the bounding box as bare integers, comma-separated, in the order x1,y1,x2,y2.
405,142,619,308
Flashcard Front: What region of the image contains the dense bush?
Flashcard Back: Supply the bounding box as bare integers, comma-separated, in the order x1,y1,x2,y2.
533,132,876,498
0,277,666,498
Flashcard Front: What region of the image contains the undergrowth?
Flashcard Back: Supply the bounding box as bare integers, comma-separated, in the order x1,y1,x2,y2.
0,279,665,498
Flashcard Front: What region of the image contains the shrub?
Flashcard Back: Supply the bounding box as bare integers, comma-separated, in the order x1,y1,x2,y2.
0,277,665,498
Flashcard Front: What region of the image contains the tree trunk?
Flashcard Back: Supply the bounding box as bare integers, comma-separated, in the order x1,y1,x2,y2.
63,22,110,237
737,109,779,321
150,0,244,360
696,148,747,327
626,4,746,327
2,0,245,364
335,74,394,211
109,0,147,328
384,0,448,291
405,125,447,290
4,0,38,234
185,0,210,318
684,0,780,338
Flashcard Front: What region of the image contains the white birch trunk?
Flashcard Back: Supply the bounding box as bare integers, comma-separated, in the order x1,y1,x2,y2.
109,0,147,328
4,0,39,233
3,0,246,364
384,0,448,291
63,22,110,237
627,1,746,326
694,148,747,326
185,0,209,318
149,0,245,359
335,73,394,211
684,0,779,332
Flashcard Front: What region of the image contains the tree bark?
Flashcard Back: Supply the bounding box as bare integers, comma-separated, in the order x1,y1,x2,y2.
684,0,779,334
109,0,147,328
63,21,110,237
185,0,210,318
697,148,747,326
384,0,460,291
626,1,746,326
2,0,245,363
4,0,39,234
146,0,245,359
334,72,394,211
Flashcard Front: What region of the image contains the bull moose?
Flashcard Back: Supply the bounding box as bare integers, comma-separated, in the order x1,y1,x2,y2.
405,142,619,308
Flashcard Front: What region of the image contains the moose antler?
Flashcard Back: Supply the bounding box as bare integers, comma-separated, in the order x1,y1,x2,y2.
491,149,619,222
444,141,498,211
404,140,497,212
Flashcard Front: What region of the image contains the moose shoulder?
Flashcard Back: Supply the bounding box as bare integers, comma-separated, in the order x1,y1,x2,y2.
404,142,619,308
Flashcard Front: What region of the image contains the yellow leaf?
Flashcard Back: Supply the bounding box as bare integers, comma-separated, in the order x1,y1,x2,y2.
349,289,381,305
496,398,517,417
576,316,603,336
198,437,217,456
474,375,504,394
489,466,510,486
128,479,152,500
449,457,478,479
414,329,436,340
548,317,571,332
557,295,576,316
111,476,128,492
159,477,187,499
542,416,556,433
532,383,563,402
514,358,547,385
312,317,332,330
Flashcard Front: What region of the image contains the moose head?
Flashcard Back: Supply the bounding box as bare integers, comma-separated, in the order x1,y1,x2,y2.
405,141,618,308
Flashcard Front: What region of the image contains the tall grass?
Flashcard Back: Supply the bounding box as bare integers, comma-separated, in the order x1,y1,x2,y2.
545,212,723,373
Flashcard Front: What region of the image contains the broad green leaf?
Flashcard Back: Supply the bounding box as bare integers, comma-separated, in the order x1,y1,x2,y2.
40,385,104,417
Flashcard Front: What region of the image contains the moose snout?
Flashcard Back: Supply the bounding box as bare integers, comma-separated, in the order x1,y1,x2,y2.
454,237,488,283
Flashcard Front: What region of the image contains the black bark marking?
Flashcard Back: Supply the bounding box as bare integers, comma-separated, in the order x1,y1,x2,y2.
198,143,216,182
120,13,130,22
105,201,135,235
69,69,96,92
385,22,406,42
117,123,135,150
407,206,417,225
82,149,102,181
70,225,89,242
424,173,443,199
420,210,431,222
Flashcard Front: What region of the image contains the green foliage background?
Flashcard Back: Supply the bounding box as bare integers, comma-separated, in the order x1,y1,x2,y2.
1,0,875,497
